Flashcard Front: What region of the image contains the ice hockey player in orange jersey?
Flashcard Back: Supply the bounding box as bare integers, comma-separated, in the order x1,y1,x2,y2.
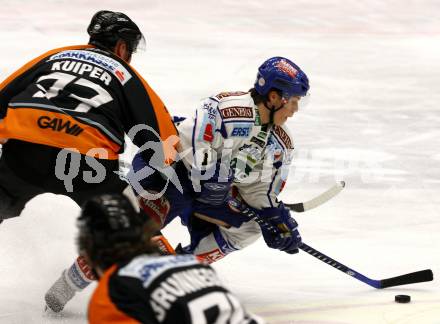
78,193,264,324
0,10,177,313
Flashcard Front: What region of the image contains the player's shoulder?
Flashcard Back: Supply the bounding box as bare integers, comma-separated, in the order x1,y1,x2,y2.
39,44,91,57
15,45,92,71
211,91,249,102
117,254,202,285
46,46,133,85
271,124,294,150
48,45,119,62
211,91,252,107
209,91,255,122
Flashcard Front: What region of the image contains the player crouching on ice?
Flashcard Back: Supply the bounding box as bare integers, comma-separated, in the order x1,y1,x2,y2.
44,56,310,313
132,56,310,263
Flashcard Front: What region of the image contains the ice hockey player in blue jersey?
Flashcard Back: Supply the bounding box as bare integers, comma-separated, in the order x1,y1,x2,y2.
131,56,310,263
45,56,310,313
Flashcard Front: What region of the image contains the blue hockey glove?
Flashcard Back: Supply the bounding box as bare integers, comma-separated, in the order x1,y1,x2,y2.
254,203,302,254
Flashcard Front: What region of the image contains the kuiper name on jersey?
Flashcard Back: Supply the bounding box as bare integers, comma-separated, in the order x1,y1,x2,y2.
48,50,132,84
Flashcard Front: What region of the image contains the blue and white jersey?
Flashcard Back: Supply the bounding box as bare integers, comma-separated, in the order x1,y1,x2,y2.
178,91,294,209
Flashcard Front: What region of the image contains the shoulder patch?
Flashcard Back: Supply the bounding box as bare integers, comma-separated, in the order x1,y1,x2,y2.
201,99,218,120
272,125,293,149
219,106,253,120
198,98,218,142
48,49,132,85
118,254,198,287
214,91,248,100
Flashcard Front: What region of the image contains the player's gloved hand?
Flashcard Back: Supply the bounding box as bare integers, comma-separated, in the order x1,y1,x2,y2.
254,203,302,254
195,161,234,206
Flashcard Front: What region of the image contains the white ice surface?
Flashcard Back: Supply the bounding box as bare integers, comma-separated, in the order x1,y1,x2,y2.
0,1,439,323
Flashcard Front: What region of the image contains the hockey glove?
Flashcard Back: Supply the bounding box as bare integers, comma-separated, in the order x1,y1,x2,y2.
254,203,302,254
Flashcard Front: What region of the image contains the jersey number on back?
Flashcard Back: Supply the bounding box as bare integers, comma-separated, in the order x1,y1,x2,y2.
187,291,250,324
33,72,113,112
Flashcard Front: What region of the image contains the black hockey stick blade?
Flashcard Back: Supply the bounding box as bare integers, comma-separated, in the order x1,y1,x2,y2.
300,243,434,289
288,202,305,212
380,269,434,288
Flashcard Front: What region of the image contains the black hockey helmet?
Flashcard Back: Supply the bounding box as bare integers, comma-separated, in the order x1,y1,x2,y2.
77,194,158,269
87,10,145,54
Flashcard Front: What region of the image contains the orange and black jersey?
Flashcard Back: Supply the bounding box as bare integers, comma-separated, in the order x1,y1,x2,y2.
89,254,264,324
0,45,177,161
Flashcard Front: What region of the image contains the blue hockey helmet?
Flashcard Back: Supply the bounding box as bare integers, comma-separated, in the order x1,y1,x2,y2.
254,57,309,98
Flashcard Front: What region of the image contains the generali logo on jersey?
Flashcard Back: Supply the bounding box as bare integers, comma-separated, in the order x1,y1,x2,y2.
220,106,253,119
273,125,292,149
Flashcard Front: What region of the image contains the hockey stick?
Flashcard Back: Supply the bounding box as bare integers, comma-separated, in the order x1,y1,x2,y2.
285,181,345,212
300,242,433,288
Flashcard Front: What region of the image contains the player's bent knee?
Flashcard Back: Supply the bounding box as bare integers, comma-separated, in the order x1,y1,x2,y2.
192,221,262,263
219,220,261,249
